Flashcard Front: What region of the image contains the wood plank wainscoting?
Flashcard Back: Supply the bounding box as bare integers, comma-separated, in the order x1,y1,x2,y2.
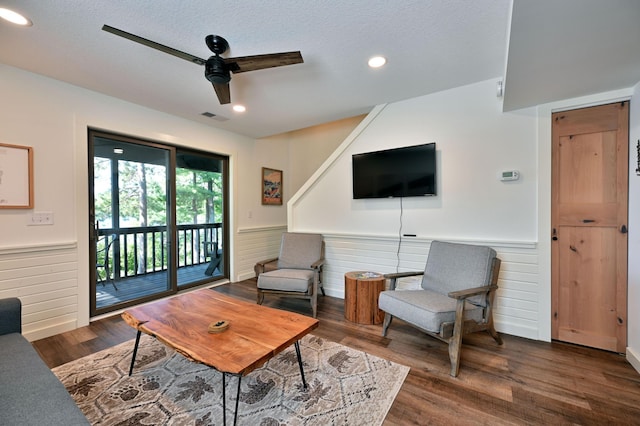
33,279,640,425
0,241,80,341
235,225,287,281
235,230,540,340
320,234,540,340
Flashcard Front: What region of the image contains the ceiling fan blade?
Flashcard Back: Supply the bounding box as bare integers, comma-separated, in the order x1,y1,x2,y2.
212,83,231,104
225,51,303,73
102,25,207,66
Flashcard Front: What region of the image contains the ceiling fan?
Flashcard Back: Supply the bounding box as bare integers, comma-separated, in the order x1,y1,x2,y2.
102,24,303,105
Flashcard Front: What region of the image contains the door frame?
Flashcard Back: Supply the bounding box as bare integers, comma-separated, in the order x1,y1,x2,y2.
550,101,629,352
88,128,229,317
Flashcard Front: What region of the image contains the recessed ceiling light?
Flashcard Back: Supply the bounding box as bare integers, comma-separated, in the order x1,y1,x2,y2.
233,105,246,113
113,148,124,154
0,8,32,26
368,56,386,68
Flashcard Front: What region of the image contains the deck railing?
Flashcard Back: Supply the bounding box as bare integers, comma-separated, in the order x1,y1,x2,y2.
96,223,221,282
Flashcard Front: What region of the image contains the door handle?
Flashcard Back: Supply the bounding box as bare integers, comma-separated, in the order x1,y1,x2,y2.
552,228,558,241
621,224,628,234
582,219,595,223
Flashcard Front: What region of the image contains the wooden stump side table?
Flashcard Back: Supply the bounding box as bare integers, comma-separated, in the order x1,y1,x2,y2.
344,271,386,325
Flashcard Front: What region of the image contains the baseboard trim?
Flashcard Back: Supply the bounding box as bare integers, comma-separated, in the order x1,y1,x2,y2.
627,346,640,374
237,271,257,282
494,320,539,341
23,320,78,342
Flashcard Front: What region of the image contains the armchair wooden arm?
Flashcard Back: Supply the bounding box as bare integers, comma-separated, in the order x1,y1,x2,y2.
383,271,424,280
310,258,325,269
254,257,279,277
383,271,423,291
448,284,498,300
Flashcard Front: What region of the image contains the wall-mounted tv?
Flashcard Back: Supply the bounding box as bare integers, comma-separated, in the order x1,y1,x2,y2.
352,142,436,199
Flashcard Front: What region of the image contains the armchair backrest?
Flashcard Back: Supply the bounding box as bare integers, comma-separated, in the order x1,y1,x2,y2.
277,232,323,269
421,241,497,306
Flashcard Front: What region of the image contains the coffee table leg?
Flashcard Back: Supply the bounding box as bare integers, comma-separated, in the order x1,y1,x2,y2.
221,373,242,426
234,375,242,426
128,330,142,376
294,341,308,389
222,373,226,426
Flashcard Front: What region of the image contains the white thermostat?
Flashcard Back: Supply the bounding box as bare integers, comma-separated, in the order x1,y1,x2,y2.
500,170,520,181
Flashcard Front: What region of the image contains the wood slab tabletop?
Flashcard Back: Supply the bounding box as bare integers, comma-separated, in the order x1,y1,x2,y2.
122,289,319,375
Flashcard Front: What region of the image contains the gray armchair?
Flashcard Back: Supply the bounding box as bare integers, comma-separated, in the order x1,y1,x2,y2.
378,240,502,377
255,232,325,318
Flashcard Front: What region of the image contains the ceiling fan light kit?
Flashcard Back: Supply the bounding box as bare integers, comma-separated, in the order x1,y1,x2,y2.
102,25,303,105
205,57,231,85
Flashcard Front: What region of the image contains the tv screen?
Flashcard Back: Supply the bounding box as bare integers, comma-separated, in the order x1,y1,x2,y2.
352,143,436,199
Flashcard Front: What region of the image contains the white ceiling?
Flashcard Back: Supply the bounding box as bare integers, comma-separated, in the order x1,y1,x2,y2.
1,1,639,138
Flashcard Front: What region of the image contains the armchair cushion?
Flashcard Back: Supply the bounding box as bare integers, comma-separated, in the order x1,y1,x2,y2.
277,233,323,269
257,269,314,293
421,241,496,307
378,289,484,333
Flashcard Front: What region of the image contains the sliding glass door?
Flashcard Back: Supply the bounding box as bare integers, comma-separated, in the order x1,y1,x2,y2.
89,130,228,316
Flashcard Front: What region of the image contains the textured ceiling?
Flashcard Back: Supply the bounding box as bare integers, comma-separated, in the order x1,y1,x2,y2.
1,1,639,138
504,0,640,111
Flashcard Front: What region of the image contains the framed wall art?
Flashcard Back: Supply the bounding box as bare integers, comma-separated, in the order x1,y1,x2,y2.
261,167,283,205
0,142,34,209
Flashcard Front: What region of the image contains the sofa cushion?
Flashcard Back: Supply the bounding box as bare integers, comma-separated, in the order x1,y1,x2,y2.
257,268,314,293
379,289,483,333
0,333,89,425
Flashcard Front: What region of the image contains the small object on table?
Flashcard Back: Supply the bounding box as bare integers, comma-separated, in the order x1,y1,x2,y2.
344,271,386,325
208,320,230,333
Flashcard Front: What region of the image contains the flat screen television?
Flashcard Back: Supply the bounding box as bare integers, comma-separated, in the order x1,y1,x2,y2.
352,142,436,199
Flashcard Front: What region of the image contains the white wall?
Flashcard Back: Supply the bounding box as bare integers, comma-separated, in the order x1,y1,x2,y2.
0,63,289,339
292,80,538,241
627,82,640,372
291,79,542,339
290,78,640,352
260,115,367,192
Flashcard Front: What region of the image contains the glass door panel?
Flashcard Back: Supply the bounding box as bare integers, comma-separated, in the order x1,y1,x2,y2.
175,149,226,288
90,133,173,315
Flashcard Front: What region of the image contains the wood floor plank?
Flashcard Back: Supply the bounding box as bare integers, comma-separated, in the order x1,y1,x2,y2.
31,278,640,425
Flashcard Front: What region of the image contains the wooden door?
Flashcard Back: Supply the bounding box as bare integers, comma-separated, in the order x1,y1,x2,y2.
551,102,628,353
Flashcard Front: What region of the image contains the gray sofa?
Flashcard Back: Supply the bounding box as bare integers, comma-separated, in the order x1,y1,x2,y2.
0,298,89,425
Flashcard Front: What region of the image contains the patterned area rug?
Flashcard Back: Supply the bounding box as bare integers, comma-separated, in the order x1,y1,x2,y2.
53,334,409,425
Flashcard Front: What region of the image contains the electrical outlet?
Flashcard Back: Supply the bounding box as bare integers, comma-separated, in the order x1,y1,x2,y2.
28,211,54,226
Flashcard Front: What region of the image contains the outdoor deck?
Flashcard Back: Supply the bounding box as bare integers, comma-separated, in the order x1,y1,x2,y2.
96,263,224,310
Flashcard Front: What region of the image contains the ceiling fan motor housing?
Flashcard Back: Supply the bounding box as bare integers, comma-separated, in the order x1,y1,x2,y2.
205,56,231,84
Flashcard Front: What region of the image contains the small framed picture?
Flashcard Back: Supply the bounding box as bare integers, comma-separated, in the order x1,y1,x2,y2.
261,167,283,205
0,142,34,209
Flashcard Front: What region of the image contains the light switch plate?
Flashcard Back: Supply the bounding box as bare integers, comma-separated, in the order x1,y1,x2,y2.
28,211,54,226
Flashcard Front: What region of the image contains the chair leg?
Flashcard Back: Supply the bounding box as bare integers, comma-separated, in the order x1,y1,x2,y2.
381,313,393,337
488,323,503,345
449,299,466,377
257,289,264,305
104,265,118,291
448,332,464,377
310,292,317,318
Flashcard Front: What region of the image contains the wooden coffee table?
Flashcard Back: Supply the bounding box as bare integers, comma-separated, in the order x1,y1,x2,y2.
122,289,319,425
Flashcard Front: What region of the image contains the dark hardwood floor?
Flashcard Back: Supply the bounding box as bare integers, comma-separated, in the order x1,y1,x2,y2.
33,279,640,425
